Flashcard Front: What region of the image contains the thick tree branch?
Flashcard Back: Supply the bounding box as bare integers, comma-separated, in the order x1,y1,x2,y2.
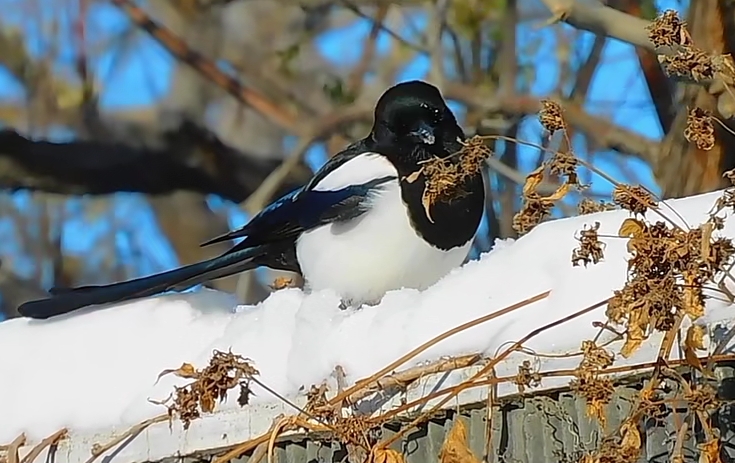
0,122,311,203
538,0,735,119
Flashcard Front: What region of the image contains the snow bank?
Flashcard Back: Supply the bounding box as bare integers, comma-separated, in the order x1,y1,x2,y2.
2,189,735,454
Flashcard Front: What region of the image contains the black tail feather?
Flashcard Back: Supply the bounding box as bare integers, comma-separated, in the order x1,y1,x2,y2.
18,247,262,320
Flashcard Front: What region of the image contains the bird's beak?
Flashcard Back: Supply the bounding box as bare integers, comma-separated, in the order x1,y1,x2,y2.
410,122,435,145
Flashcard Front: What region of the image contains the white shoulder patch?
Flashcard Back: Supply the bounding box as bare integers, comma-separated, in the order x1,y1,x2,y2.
312,153,398,192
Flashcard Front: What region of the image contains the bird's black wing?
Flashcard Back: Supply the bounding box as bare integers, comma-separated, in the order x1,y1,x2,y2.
200,140,396,254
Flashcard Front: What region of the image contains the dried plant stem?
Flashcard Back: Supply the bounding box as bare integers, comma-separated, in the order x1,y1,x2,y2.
661,368,715,440
376,352,735,426
640,313,685,397
348,354,482,404
213,434,271,463
85,414,167,463
483,366,497,463
670,421,688,463
377,298,609,448
328,291,551,406
6,435,25,463
251,377,335,430
19,429,66,463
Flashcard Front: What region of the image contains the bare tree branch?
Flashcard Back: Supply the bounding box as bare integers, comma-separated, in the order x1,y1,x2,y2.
0,123,311,202
537,0,735,118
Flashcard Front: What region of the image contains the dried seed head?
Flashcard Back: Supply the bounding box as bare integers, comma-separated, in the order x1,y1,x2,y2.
684,107,715,150
549,151,578,184
514,360,541,393
612,185,657,215
159,350,258,429
539,99,565,134
578,198,616,215
572,222,605,267
411,135,492,222
512,193,554,234
659,48,717,82
647,9,689,48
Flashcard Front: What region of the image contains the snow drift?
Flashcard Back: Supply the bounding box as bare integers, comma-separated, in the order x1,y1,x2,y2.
1,189,734,462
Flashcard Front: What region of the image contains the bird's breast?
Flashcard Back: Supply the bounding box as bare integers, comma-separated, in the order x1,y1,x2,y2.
398,172,485,251
295,180,471,305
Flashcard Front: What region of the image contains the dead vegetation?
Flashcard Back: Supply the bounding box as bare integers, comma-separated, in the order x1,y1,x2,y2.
6,8,735,463
155,350,259,430
405,136,493,223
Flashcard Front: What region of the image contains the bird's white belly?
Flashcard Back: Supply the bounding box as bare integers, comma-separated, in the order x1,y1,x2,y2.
295,180,472,304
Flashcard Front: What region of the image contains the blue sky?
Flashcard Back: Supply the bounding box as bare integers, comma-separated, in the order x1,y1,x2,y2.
0,0,682,297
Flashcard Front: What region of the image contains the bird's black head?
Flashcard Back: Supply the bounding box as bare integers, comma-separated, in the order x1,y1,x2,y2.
369,80,464,162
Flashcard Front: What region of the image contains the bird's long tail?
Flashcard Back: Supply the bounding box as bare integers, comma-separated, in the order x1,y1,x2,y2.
17,247,263,320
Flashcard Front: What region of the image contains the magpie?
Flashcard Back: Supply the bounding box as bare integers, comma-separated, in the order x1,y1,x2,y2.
18,80,486,320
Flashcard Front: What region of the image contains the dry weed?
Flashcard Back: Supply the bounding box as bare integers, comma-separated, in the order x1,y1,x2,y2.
685,384,718,413
580,421,641,463
438,419,481,463
712,168,735,215
303,383,337,422
684,107,716,151
571,341,615,426
572,222,605,267
157,350,258,429
647,10,720,82
539,99,565,134
607,215,735,357
647,10,688,47
513,101,583,234
578,198,616,215
611,185,657,215
513,360,541,393
405,135,492,223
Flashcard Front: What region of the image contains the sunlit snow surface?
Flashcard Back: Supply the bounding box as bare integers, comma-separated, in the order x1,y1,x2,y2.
2,190,735,445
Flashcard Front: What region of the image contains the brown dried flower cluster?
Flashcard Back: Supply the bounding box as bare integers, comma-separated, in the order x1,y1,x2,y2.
571,341,615,426
659,49,717,82
578,198,616,215
158,350,258,429
572,222,605,267
607,217,735,357
684,107,716,151
513,360,541,393
539,99,565,134
303,383,337,422
647,10,720,82
647,10,688,48
513,103,583,234
612,185,658,215
406,135,492,222
581,422,641,463
684,384,718,413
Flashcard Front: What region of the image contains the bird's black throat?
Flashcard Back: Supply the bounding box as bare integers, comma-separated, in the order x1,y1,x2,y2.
367,138,485,251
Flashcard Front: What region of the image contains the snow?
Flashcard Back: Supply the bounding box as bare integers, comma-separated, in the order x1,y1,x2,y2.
2,189,735,456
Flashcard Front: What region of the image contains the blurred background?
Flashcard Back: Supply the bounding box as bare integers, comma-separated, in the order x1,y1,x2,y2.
0,0,724,319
